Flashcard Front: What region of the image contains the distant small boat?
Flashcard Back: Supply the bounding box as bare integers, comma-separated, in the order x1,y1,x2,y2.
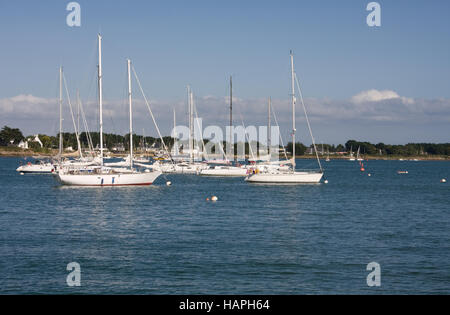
16,161,55,174
397,170,408,174
348,146,355,161
356,146,364,161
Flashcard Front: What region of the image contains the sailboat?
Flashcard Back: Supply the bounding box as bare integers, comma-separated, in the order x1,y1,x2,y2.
171,86,207,174
57,35,161,186
248,97,272,163
199,76,248,177
53,68,102,171
245,51,323,184
247,97,292,173
151,86,206,174
325,148,330,162
348,145,356,161
356,146,364,161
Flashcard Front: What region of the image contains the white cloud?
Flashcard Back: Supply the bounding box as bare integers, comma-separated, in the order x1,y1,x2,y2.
0,94,56,115
351,89,414,105
351,89,399,103
1,90,450,138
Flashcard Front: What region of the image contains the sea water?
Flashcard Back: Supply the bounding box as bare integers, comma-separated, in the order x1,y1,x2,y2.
0,157,448,294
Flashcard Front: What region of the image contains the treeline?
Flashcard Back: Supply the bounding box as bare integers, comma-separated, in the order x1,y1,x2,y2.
0,126,24,146
343,140,450,156
1,126,450,156
0,126,173,151
286,140,450,156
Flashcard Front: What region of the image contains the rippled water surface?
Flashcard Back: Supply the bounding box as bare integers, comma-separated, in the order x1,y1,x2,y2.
0,157,449,294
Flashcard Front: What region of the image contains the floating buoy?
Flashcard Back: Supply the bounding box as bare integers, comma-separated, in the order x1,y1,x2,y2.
206,197,210,201
20,172,24,175
441,179,447,183
166,181,172,186
211,196,218,202
368,173,371,177
360,167,365,172
324,180,329,184
397,171,408,174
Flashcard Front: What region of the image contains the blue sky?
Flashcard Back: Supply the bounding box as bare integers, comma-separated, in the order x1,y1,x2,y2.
0,0,449,144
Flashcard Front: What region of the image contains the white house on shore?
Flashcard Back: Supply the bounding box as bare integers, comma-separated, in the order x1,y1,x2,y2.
16,135,43,150
18,140,28,149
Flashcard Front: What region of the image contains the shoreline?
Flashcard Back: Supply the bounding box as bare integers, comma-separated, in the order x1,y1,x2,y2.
294,155,450,161
1,148,449,161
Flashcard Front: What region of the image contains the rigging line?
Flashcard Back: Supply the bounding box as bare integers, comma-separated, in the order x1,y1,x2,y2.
192,95,209,161
62,73,83,158
121,67,129,137
79,38,99,99
131,65,174,164
269,101,289,162
53,69,60,140
218,138,228,162
78,97,95,155
210,124,228,162
294,72,323,172
80,39,99,143
237,110,256,161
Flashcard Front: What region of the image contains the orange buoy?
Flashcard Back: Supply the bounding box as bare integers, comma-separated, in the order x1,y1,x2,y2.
360,167,365,172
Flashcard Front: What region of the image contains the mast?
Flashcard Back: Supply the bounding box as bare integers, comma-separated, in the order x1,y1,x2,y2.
290,51,296,171
142,128,145,152
191,90,195,162
186,86,190,162
268,97,271,155
77,89,80,144
127,58,133,169
173,108,176,137
98,34,104,167
173,108,177,155
76,89,83,159
59,66,63,164
187,86,194,163
229,76,233,160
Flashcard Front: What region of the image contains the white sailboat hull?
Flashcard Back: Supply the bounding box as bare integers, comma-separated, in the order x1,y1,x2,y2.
155,163,207,174
245,171,323,183
199,167,248,177
57,171,161,186
173,164,204,174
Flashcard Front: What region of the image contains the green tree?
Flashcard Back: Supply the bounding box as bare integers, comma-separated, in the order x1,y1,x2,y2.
286,142,307,156
0,126,24,146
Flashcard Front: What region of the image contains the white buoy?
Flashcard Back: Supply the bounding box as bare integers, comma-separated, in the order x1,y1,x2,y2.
166,181,172,186
368,173,371,177
441,179,446,183
20,172,24,175
324,180,328,184
211,196,218,201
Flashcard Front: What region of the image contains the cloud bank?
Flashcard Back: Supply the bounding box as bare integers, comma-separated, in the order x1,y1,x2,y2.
1,90,450,143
